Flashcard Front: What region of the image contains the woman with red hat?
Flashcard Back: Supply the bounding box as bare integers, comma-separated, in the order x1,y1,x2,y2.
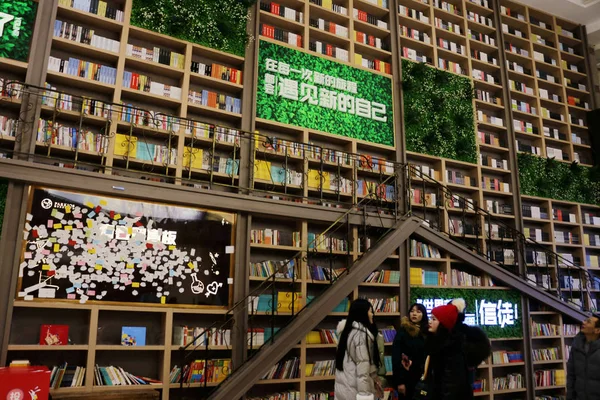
423,300,473,400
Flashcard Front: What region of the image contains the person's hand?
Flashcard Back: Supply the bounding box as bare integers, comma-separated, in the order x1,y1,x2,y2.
401,358,412,371
397,384,406,395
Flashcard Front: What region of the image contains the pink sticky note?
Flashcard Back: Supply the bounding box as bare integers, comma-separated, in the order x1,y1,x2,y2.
47,220,53,228
135,211,143,217
78,260,86,266
24,252,32,259
67,294,76,299
125,280,132,286
87,290,96,296
41,249,51,256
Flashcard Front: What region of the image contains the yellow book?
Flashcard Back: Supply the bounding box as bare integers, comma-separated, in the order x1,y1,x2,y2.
555,370,565,386
584,234,590,246
306,331,322,344
323,0,332,9
354,53,362,66
410,268,423,285
305,363,315,376
183,147,203,169
277,291,302,312
307,169,330,190
113,134,137,157
254,159,272,181
98,1,107,17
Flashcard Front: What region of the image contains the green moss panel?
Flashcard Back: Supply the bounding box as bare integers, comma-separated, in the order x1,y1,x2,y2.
402,59,477,164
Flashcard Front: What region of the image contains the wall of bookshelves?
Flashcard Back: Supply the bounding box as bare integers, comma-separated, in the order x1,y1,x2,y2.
0,0,599,399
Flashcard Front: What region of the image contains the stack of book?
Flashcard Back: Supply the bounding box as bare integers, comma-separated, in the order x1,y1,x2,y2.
173,327,231,347
410,240,442,258
188,89,241,113
492,373,524,390
306,329,338,344
535,369,565,387
0,116,18,137
410,268,447,285
563,324,580,336
59,0,124,21
48,56,117,85
191,62,242,84
380,327,396,343
260,1,304,23
250,392,301,400
169,359,231,384
307,265,345,282
54,20,120,52
262,357,300,380
250,259,297,279
367,296,398,313
305,360,335,377
492,351,523,364
126,44,184,69
308,233,348,252
37,119,106,152
50,363,86,388
532,347,560,362
364,270,400,284
532,322,561,336
250,229,301,247
95,365,161,386
451,269,481,287
123,71,182,99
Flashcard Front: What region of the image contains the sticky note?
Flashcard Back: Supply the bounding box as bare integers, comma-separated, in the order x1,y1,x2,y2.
67,294,76,299
226,246,234,254
88,248,96,255
87,220,93,228
54,223,63,229
26,213,33,221
132,282,140,288
42,264,50,270
53,244,60,252
66,287,75,294
126,264,134,269
47,220,53,228
85,202,94,208
88,211,96,218
227,278,234,284
161,296,166,304
100,200,107,206
65,205,71,213
114,214,121,220
65,226,72,231
51,209,58,217
95,265,102,270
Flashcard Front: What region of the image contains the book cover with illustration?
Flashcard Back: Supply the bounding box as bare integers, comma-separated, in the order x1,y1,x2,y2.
121,326,146,346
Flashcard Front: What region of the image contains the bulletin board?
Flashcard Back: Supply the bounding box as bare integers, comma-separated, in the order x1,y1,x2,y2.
15,187,236,307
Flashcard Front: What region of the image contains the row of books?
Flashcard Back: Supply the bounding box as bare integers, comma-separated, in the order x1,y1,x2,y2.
512,99,536,115
532,347,560,362
309,41,349,62
253,160,303,186
472,49,496,65
191,62,243,85
0,116,17,137
437,38,466,56
564,324,580,336
0,79,22,100
478,110,504,126
188,89,241,114
250,259,297,279
364,270,400,284
50,363,85,388
451,269,482,287
535,369,566,387
308,233,349,252
523,204,550,220
434,0,461,15
532,322,561,337
475,88,502,105
187,124,239,145
435,17,462,35
410,189,437,207
248,392,300,400
583,213,600,226
479,154,508,170
356,31,388,50
183,149,239,175
366,296,398,313
468,10,493,27
410,240,442,258
492,350,523,364
399,6,429,23
355,54,391,74
113,134,177,164
307,265,345,282
48,56,117,85
306,360,335,377
481,177,510,193
353,9,388,30
410,268,448,286
260,1,304,23
473,379,487,392
402,47,431,64
492,373,524,390
250,229,301,247
118,104,180,131
400,26,430,44
94,365,160,386
380,327,397,343
248,292,302,314
123,71,182,100
173,326,231,347
310,18,348,38
260,24,303,48
126,44,185,70
248,327,280,347
306,329,339,344
53,20,120,53
263,357,300,380
356,181,395,201
37,119,107,153
169,359,230,384
59,0,124,22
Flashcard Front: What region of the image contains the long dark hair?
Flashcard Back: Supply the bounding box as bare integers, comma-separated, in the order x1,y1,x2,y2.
409,302,429,334
336,299,381,371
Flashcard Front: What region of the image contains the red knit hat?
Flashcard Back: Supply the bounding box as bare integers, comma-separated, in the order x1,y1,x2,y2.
432,304,459,330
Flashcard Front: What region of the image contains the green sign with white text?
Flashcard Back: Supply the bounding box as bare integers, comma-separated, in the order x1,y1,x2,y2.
410,287,523,339
256,40,394,147
0,0,37,62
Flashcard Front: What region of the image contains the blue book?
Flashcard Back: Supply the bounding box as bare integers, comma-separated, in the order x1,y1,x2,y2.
136,142,155,161
121,326,146,346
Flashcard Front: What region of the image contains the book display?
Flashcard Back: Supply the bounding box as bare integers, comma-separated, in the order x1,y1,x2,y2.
0,0,598,400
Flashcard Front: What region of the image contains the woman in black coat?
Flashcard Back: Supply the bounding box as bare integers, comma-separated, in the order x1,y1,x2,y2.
391,303,428,399
426,302,473,400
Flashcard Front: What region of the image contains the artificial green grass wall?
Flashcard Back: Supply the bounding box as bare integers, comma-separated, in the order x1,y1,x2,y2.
518,153,600,205
130,0,256,57
402,60,477,164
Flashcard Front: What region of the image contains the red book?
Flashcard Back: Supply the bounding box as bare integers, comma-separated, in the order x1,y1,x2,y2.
40,325,69,345
326,44,333,56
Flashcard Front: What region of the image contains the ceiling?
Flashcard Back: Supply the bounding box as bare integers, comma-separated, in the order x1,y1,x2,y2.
516,0,600,49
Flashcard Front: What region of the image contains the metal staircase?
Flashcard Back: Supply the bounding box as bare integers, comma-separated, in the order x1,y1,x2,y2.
198,164,593,400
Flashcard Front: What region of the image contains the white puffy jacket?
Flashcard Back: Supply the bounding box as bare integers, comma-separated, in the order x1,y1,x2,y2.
334,320,378,400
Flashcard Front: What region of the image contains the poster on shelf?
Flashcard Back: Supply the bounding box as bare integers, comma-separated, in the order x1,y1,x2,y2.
256,39,394,147
0,0,37,62
16,187,235,307
410,287,523,338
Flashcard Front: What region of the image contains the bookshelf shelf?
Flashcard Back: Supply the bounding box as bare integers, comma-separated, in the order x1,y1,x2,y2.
309,3,350,25
46,71,116,93
56,5,124,31
250,243,303,252
7,345,89,351
189,72,244,92
260,10,306,32
305,375,335,381
52,37,120,63
95,345,166,351
353,19,391,37
535,385,566,390
187,103,243,120
124,57,185,79
120,88,182,107
355,0,390,18
256,378,302,385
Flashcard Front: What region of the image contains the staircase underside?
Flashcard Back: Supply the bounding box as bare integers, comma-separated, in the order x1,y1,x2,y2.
208,216,588,400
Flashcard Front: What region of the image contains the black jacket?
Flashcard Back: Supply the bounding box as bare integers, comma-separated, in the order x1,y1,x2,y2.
392,317,426,399
567,332,600,400
426,329,473,400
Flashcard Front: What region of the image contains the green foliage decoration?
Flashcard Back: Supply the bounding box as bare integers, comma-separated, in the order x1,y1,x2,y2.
518,153,600,205
410,287,523,339
130,0,256,56
0,0,38,62
402,60,477,163
256,40,395,146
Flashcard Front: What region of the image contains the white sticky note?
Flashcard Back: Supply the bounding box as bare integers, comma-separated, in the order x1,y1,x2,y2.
38,288,56,298
26,213,33,221
179,288,184,293
226,246,234,254
24,295,34,301
227,278,234,284
18,291,26,297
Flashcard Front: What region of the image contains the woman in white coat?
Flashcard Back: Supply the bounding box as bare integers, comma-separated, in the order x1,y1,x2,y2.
334,299,382,400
